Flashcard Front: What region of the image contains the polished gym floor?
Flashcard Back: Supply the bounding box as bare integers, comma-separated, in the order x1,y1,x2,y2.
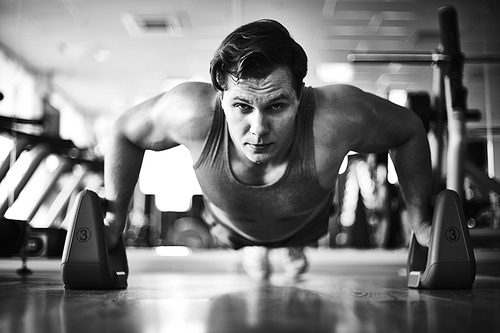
0,248,499,333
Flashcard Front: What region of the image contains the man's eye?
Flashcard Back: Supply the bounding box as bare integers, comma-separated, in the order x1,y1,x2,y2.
235,103,251,111
269,104,284,111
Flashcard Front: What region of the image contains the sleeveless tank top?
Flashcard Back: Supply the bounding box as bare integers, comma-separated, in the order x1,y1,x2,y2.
193,86,333,242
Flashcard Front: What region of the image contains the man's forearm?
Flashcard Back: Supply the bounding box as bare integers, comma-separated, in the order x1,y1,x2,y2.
390,130,433,229
104,128,145,238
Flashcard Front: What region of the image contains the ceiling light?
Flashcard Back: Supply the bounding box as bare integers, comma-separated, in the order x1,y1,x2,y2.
121,12,189,37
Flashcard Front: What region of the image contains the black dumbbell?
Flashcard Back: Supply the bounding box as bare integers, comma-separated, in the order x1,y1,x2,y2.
61,189,128,289
407,190,476,289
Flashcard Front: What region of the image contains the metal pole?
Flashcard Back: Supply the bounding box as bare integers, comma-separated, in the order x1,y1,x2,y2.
347,52,439,64
444,76,466,200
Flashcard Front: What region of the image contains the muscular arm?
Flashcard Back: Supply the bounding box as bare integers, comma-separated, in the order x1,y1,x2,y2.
386,110,433,247
104,94,172,248
340,86,433,246
104,82,216,248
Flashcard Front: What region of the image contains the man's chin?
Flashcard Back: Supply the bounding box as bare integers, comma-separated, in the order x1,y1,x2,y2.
250,157,265,165
245,152,268,165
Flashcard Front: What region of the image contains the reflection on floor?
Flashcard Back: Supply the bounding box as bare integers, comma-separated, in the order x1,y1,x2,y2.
0,248,499,333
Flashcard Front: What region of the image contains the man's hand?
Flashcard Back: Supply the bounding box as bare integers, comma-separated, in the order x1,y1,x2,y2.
414,220,432,247
104,217,123,250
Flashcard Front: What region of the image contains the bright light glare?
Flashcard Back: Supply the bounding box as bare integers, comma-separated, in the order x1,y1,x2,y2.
45,154,60,172
388,89,408,107
155,246,192,257
317,63,354,83
387,155,399,184
139,146,202,212
339,151,356,174
0,136,14,162
339,155,348,174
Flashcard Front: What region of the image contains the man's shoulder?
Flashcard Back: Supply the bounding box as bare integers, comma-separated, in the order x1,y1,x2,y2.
312,84,366,109
155,81,218,119
310,84,373,149
311,84,369,123
150,82,219,146
166,81,218,108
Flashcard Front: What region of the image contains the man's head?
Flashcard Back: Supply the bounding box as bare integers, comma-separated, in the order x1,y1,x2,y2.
210,19,308,99
219,66,301,166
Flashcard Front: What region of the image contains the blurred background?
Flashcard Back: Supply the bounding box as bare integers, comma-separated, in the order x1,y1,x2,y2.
0,0,499,254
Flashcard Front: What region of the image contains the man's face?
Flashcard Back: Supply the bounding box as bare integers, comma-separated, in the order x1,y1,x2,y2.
221,66,301,165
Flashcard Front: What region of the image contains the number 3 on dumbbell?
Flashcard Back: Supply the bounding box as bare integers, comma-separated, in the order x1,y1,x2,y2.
445,227,460,242
76,227,91,243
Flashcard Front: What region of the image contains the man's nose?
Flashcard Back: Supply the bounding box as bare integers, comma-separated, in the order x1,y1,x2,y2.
249,111,269,136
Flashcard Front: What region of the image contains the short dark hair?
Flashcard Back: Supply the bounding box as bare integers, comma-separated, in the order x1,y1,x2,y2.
210,19,308,97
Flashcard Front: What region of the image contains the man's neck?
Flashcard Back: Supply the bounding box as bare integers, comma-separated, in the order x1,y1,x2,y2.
228,141,291,186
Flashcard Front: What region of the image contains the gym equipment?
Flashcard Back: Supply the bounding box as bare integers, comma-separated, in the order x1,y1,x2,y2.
0,218,27,256
0,126,103,274
0,217,67,274
407,190,475,289
348,5,500,287
25,228,68,257
61,189,128,289
348,5,500,199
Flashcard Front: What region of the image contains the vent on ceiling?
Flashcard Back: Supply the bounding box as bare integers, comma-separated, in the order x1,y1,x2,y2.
121,12,189,37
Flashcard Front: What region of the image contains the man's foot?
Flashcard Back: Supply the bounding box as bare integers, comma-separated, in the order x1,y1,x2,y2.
242,246,271,280
281,247,308,279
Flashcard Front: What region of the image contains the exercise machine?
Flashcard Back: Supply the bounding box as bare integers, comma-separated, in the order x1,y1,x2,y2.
349,5,500,288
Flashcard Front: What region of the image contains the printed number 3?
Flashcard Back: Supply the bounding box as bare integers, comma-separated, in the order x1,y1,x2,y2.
445,227,460,242
77,227,91,243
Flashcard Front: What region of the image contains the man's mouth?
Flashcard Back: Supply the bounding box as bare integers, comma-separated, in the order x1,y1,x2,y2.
247,142,272,151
